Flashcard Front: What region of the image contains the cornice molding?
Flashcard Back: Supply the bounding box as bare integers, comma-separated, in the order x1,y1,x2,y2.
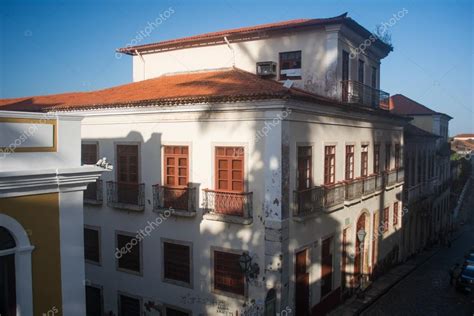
0,166,106,198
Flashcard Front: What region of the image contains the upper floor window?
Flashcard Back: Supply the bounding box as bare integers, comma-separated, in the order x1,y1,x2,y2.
361,145,368,177
279,51,302,80
164,146,189,187
393,202,399,226
394,144,401,169
214,250,245,296
382,207,389,233
215,147,244,192
82,143,98,164
374,144,380,174
297,146,312,190
324,146,336,185
385,144,391,171
342,51,350,81
358,60,365,84
117,145,139,184
84,227,100,264
345,145,354,180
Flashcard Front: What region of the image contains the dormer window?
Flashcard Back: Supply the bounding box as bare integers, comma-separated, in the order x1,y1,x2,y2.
279,51,302,80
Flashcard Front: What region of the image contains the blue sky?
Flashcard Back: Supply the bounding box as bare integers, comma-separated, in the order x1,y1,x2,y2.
0,0,472,135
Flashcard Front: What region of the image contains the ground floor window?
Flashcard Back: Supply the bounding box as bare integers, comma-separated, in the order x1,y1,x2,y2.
85,285,103,316
214,250,245,296
118,293,141,316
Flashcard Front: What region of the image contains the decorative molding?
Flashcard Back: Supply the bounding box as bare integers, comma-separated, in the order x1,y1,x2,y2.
0,166,105,198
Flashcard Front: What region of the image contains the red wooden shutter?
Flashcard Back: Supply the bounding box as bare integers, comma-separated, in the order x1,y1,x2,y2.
393,202,399,226
383,207,389,232
214,251,244,295
374,144,380,174
163,242,190,284
321,236,333,297
164,146,189,187
117,145,139,184
215,147,244,192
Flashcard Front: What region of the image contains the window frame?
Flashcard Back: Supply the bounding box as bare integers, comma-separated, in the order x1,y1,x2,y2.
84,225,101,266
81,141,99,165
320,235,334,298
393,202,399,227
324,145,336,185
161,238,193,289
214,146,245,193
85,283,104,316
163,145,189,187
279,50,302,80
115,230,143,276
117,291,142,316
115,142,141,185
211,247,246,298
382,207,390,233
374,144,380,174
297,146,312,190
361,145,369,177
345,145,355,181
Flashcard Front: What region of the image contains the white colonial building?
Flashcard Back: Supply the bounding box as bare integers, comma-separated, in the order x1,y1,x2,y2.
0,14,407,316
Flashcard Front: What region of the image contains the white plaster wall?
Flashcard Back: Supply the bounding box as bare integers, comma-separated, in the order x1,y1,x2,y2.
59,190,87,316
82,107,283,315
0,111,82,172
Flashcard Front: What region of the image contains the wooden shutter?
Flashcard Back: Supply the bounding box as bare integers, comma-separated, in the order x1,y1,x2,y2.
84,228,100,263
82,144,98,164
393,202,399,226
117,145,139,184
85,286,102,316
164,146,189,187
361,145,368,177
385,144,391,171
324,146,336,185
117,234,140,273
163,242,190,284
374,144,380,174
119,295,140,316
383,207,389,232
345,145,354,180
214,251,244,295
321,237,333,297
215,147,244,192
297,146,312,190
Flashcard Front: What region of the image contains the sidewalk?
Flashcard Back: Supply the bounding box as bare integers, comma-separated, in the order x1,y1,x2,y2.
328,246,440,316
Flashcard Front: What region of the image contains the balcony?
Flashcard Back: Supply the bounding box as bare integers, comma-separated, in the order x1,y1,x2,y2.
152,185,196,216
84,179,103,205
293,170,404,218
345,178,363,201
203,189,253,224
397,168,405,183
341,80,390,110
106,181,145,211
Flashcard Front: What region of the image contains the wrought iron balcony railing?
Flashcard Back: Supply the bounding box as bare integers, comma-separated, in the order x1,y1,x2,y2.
153,185,196,213
323,183,345,208
203,189,252,218
362,175,376,195
385,169,398,186
341,80,390,110
293,186,324,215
106,181,145,211
84,179,103,205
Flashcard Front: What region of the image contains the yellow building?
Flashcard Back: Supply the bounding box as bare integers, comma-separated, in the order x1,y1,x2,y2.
0,111,106,316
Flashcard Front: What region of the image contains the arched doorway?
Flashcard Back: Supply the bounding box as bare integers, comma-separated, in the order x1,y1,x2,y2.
354,212,369,281
264,289,276,316
0,227,17,316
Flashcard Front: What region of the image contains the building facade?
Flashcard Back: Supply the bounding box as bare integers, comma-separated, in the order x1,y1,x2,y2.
0,111,104,316
1,14,406,316
390,94,452,259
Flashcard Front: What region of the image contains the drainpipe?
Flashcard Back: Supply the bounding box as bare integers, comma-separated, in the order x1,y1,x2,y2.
135,50,146,80
224,36,235,67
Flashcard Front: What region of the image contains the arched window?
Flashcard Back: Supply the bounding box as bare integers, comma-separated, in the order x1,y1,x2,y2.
0,227,17,316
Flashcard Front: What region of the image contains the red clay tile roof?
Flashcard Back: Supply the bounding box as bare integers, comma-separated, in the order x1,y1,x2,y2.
404,124,440,138
389,94,437,115
454,133,474,139
0,68,336,112
117,13,392,55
